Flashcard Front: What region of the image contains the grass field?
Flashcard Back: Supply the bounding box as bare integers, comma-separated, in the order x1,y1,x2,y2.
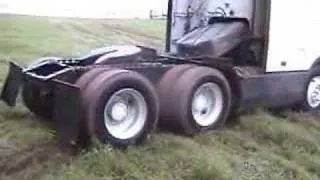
0,14,320,180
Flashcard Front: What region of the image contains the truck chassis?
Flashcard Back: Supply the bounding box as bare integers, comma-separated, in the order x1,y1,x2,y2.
1,0,320,148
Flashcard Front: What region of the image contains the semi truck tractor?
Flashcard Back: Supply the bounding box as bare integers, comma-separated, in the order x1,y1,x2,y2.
1,0,320,148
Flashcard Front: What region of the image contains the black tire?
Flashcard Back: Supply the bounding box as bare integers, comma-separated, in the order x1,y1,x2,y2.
156,64,196,127
22,81,53,119
76,68,113,106
299,66,320,112
75,68,112,146
158,66,232,136
76,68,108,91
82,69,159,148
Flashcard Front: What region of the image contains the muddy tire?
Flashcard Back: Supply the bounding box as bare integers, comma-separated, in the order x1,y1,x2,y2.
76,68,111,103
22,81,53,119
75,68,111,145
156,64,196,127
300,66,320,112
158,66,232,136
82,69,159,148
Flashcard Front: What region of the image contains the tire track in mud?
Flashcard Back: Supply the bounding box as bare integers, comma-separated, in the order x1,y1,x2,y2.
0,140,74,180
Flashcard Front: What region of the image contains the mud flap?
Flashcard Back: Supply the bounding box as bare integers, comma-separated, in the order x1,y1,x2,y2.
0,62,23,107
53,79,83,148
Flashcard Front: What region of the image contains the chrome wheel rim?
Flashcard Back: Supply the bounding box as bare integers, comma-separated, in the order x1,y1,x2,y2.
104,88,147,140
191,82,224,127
307,76,320,108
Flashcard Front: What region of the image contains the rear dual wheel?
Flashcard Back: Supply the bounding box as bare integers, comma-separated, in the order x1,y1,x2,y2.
157,65,232,135
76,68,159,148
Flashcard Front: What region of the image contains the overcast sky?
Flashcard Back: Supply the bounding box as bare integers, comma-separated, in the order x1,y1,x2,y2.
0,0,168,18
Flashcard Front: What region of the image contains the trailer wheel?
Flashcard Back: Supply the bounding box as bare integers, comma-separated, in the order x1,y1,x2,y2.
159,66,232,135
22,81,53,119
83,69,159,147
300,67,320,112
